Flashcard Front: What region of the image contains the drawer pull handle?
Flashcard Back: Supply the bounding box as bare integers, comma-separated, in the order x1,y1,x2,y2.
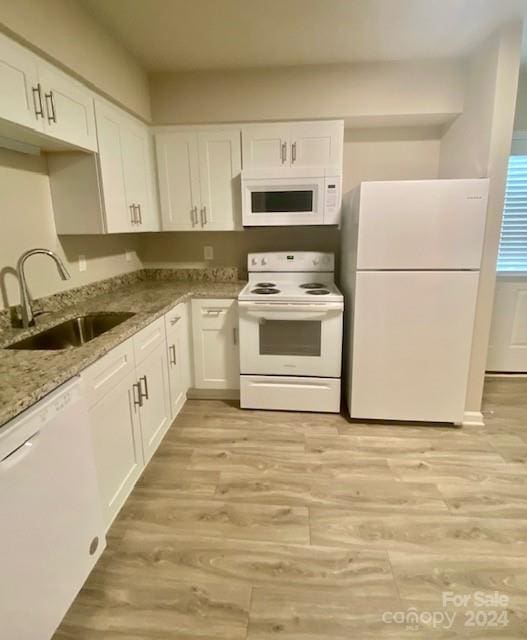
132,382,143,407
44,90,56,123
139,375,149,401
32,84,44,119
169,344,177,365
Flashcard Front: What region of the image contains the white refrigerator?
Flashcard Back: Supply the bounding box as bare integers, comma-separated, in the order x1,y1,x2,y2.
340,179,489,424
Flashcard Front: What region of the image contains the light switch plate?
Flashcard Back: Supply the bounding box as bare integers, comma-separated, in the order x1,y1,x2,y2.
78,255,87,272
204,246,214,260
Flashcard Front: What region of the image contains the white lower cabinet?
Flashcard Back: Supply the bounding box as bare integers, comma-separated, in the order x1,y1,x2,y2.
165,301,192,419
135,341,171,464
191,299,240,389
82,297,237,529
82,318,170,528
88,370,143,528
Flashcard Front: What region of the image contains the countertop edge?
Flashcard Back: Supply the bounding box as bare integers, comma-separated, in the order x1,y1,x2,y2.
0,282,244,428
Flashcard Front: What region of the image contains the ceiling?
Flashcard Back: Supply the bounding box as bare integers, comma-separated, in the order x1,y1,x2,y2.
81,0,527,72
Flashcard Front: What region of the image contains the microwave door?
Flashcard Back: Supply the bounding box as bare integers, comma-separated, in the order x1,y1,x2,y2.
242,177,325,226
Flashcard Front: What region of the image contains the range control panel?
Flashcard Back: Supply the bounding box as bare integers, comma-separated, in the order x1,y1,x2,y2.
248,252,335,272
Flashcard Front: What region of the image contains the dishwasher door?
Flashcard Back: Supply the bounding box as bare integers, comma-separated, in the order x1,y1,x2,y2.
0,378,105,640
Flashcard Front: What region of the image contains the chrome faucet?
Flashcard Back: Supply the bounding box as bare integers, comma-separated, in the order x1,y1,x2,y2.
17,248,70,328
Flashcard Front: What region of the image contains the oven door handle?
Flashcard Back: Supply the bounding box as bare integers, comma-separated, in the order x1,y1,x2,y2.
245,311,329,321
239,302,343,314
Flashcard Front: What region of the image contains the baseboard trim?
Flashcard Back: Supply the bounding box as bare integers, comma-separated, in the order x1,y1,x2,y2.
187,388,240,400
462,410,485,427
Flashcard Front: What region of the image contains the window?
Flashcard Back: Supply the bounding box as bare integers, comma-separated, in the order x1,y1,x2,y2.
497,154,527,272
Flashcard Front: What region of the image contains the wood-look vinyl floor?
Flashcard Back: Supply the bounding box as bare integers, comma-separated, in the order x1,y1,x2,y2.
54,377,527,639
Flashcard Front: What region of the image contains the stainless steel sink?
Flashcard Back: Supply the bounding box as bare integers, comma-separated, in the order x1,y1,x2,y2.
5,312,135,350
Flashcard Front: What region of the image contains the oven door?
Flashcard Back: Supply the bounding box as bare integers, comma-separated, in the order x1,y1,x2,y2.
242,176,325,226
239,301,343,377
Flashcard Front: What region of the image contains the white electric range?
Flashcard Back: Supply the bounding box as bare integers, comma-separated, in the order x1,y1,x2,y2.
238,252,344,413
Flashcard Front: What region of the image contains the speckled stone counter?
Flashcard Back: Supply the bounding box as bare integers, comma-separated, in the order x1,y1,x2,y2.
0,276,245,428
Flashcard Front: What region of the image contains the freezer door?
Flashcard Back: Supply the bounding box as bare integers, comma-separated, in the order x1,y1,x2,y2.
357,179,488,270
349,271,479,423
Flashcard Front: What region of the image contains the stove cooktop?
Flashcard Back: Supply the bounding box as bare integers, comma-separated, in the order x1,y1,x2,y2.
239,277,343,303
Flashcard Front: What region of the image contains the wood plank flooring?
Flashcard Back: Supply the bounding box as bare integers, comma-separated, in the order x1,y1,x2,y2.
54,377,527,639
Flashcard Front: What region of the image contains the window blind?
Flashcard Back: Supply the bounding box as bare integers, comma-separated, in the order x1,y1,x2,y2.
497,155,527,272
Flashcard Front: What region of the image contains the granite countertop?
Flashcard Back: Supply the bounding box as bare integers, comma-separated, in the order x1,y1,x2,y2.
0,278,245,428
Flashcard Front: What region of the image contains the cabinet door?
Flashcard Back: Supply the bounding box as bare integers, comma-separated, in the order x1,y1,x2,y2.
137,341,171,464
289,120,343,168
198,129,242,230
121,123,150,232
94,100,131,233
180,303,193,391
192,299,239,389
166,324,186,419
155,130,201,230
38,61,97,151
241,123,290,169
0,32,42,131
165,302,192,393
89,371,143,529
121,123,159,232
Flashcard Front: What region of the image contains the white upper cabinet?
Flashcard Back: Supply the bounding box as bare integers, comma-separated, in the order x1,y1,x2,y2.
242,120,343,170
288,121,343,167
0,32,42,131
121,120,158,231
156,130,201,230
198,129,242,230
37,61,97,151
49,99,160,234
0,32,97,152
241,123,290,169
97,99,158,232
94,101,129,232
155,126,242,231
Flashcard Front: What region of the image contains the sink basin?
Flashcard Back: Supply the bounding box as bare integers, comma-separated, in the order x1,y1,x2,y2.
5,312,135,350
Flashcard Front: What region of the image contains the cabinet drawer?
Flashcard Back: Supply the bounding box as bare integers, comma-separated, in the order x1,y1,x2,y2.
164,301,187,336
81,338,135,408
193,299,234,329
133,316,165,364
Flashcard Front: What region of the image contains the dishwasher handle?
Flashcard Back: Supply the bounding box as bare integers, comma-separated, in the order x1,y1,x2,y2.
0,431,40,469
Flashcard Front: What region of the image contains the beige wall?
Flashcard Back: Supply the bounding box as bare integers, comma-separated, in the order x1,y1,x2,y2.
0,0,151,120
514,68,527,131
0,148,142,311
343,127,440,192
439,22,523,415
150,61,464,127
147,61,444,276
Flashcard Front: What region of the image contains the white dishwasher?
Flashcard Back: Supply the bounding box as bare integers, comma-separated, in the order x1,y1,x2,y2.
0,378,105,640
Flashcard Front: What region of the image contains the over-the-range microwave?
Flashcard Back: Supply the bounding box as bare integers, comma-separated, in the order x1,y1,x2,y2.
241,167,342,226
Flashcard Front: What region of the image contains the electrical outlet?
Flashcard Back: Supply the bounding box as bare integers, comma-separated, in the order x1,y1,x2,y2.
78,255,87,272
125,250,134,262
204,245,214,260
